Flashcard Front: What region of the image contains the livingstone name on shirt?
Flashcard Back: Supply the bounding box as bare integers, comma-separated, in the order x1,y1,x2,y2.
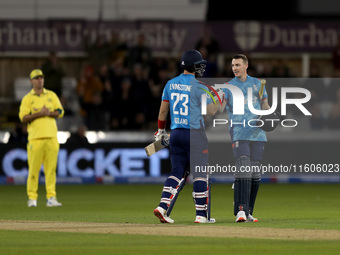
170,84,192,91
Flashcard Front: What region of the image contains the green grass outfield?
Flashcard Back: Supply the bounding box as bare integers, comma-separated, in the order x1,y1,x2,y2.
0,183,339,254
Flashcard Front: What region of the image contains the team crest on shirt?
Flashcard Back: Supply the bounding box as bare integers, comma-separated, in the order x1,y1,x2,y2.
48,98,52,102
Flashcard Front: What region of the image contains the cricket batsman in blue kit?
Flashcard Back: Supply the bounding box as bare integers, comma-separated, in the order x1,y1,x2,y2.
153,49,223,224
220,54,274,222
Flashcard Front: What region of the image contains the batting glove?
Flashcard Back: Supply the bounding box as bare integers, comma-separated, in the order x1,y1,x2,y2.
154,129,169,146
212,87,225,104
154,129,168,141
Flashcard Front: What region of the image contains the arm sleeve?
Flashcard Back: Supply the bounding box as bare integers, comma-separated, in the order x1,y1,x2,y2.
53,93,64,118
206,90,213,105
223,88,230,104
195,81,213,105
161,82,169,102
18,96,30,122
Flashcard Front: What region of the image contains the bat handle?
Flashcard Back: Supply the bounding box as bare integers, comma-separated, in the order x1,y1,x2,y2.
259,79,266,99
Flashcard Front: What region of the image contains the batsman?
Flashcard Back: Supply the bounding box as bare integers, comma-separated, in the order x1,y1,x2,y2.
153,49,223,223
219,54,280,222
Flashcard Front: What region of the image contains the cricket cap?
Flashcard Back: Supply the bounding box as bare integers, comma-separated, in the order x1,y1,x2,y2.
30,69,44,80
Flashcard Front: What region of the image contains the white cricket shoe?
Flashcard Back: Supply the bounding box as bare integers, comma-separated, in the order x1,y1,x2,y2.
194,216,207,223
247,214,258,222
153,206,174,223
194,216,216,223
27,199,37,207
46,197,62,207
235,210,247,222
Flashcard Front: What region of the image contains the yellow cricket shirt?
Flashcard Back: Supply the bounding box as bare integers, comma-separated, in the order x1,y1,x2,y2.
19,88,64,141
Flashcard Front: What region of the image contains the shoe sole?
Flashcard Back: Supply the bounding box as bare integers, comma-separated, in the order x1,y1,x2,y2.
194,218,216,223
153,209,172,223
46,204,62,207
246,218,259,222
236,216,247,222
194,220,205,223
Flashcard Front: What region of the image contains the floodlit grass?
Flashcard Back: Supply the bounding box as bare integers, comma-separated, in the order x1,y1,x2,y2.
1,230,340,255
0,183,339,254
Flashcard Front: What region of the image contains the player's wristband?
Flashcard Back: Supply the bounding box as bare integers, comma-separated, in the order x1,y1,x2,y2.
158,119,166,129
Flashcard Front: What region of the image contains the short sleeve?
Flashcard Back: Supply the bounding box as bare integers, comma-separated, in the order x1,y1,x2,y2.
18,95,30,122
52,92,64,118
162,82,169,102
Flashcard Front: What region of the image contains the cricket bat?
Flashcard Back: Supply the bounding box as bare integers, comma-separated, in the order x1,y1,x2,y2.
144,135,170,157
259,79,266,99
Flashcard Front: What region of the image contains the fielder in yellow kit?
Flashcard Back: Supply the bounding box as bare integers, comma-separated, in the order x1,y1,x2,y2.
19,69,64,207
